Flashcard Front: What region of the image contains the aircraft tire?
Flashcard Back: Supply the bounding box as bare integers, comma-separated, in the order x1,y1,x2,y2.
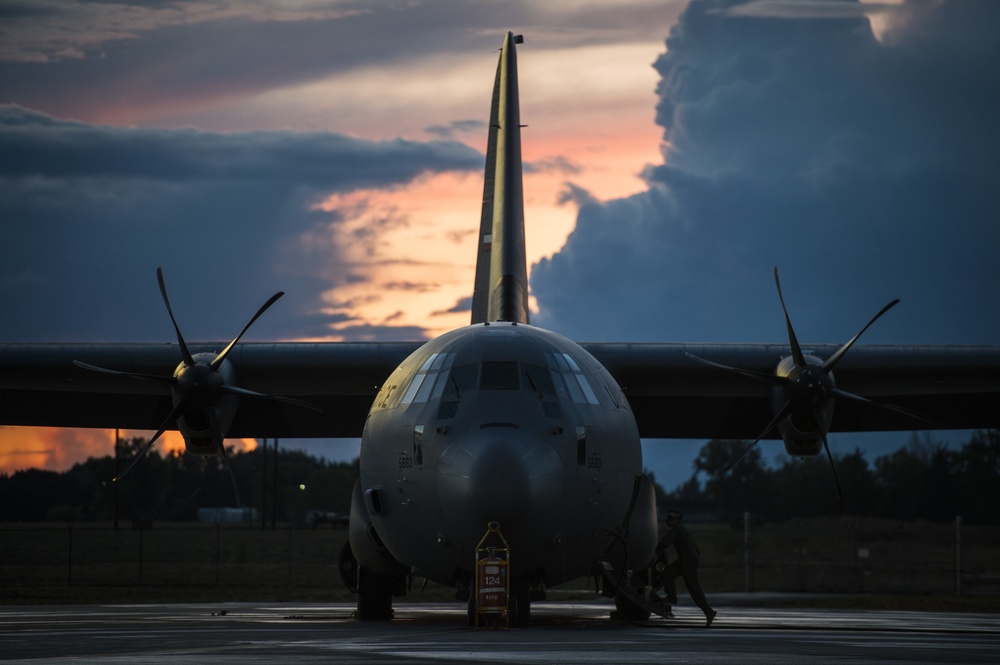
356,566,393,620
614,591,651,622
510,576,531,627
338,541,359,593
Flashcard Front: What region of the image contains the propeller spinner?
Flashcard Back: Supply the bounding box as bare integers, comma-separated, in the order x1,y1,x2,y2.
688,267,922,505
75,267,319,504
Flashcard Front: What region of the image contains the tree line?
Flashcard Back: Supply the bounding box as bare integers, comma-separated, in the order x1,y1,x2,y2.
653,430,1000,526
2,430,998,525
0,438,358,524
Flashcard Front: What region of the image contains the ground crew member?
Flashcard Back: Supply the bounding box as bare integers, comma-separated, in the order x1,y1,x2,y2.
656,510,717,627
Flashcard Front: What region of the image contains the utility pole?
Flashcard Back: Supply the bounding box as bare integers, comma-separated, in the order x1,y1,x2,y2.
272,438,279,528
260,438,267,529
113,429,120,530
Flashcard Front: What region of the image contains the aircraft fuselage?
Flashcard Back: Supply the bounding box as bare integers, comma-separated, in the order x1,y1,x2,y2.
358,321,642,589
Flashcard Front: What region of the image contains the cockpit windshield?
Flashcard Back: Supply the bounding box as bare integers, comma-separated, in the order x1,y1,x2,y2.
480,361,519,390
402,353,600,408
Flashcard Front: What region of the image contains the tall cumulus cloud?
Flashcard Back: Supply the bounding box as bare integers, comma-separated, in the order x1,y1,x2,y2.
531,0,1000,346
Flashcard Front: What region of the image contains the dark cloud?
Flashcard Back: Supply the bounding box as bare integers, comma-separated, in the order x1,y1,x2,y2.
383,282,440,293
425,120,486,140
0,106,478,185
524,155,582,176
326,323,430,343
557,183,599,207
722,0,876,20
0,1,678,125
433,296,473,317
0,106,481,342
531,0,1000,346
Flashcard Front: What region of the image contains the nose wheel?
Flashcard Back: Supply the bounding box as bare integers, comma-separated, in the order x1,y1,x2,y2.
356,566,394,621
509,576,531,627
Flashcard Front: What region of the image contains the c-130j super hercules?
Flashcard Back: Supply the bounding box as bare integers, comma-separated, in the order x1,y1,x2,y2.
2,33,998,625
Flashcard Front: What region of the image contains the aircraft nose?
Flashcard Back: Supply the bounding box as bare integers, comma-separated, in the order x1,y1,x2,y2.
437,427,562,538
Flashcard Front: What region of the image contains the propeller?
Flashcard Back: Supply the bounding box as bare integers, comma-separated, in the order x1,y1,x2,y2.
75,267,320,504
687,267,924,505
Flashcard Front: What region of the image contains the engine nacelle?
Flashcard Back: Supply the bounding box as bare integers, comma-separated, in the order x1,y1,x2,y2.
782,435,823,457
772,354,835,457
173,353,239,455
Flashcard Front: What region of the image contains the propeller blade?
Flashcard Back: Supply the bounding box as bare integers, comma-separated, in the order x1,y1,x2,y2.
113,398,187,483
157,267,195,367
73,360,176,386
686,352,787,387
773,267,806,367
205,408,240,506
724,399,796,474
829,387,928,423
724,439,762,475
818,426,844,507
218,384,324,412
210,291,285,371
822,299,900,372
220,445,241,507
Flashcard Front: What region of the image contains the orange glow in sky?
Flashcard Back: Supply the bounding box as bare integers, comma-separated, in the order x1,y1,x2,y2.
0,427,258,476
302,117,661,340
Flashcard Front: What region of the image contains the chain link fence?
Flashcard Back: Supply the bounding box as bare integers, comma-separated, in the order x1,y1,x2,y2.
0,522,348,595
1,518,997,597
693,516,1000,595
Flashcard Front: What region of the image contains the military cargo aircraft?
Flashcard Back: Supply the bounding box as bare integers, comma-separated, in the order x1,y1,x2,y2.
1,33,998,624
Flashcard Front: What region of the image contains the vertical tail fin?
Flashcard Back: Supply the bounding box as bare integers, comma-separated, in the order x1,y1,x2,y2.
471,32,529,325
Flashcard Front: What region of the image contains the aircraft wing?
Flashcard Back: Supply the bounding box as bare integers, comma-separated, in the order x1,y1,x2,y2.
0,342,421,437
585,343,1000,439
1,341,997,439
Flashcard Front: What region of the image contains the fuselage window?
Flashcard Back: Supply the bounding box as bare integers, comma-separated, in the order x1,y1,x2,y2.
525,364,560,418
546,352,600,405
574,374,600,405
399,373,426,405
481,361,519,390
523,365,556,397
444,364,478,399
400,352,455,405
438,364,477,420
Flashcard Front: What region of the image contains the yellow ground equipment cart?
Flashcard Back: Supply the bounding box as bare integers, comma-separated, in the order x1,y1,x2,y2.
472,521,510,629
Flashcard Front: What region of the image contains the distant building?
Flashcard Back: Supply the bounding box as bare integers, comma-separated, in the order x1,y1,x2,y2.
305,510,349,528
197,507,258,524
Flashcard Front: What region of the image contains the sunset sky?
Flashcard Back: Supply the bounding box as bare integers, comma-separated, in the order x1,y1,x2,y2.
2,0,998,491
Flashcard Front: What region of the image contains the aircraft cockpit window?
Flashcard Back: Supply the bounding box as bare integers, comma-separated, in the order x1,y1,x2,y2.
523,365,556,398
400,374,426,405
444,364,478,399
438,364,477,419
574,375,600,404
400,352,456,405
481,361,519,390
546,353,600,405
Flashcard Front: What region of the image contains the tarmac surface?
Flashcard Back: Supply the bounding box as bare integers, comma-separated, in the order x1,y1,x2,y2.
2,594,998,664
